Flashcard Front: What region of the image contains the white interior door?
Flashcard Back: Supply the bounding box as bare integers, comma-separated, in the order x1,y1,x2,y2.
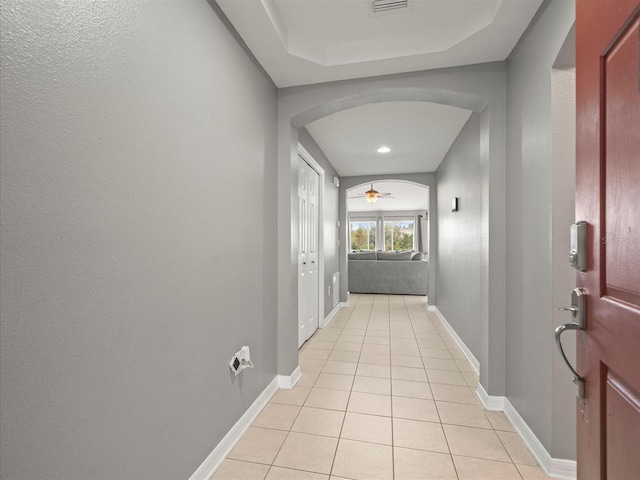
298,156,320,347
306,162,319,338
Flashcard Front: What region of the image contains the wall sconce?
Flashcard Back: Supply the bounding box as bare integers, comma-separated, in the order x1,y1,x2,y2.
332,176,340,187
452,197,459,212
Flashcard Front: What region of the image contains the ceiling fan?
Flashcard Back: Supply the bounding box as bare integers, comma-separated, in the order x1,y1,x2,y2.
349,184,394,203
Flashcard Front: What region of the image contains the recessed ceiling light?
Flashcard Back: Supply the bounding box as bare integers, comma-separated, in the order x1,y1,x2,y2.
377,146,391,153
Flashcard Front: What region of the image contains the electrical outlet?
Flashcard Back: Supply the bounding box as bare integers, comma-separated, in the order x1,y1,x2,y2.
229,354,242,375
229,345,254,376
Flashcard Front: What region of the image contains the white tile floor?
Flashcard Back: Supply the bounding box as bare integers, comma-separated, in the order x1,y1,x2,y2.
213,294,549,480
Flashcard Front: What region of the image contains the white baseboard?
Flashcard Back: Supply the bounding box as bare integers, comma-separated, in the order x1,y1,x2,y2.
277,366,301,389
189,367,300,480
475,388,576,479
503,398,576,479
340,301,349,308
475,382,505,411
549,458,578,479
427,306,480,374
322,303,342,329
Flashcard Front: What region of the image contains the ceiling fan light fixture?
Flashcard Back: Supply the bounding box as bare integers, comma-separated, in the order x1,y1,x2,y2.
365,185,379,203
377,146,391,153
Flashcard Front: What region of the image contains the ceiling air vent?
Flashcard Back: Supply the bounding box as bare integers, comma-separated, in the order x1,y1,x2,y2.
371,0,410,14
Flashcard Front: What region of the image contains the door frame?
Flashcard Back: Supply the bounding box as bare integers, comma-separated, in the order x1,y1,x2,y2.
298,143,325,338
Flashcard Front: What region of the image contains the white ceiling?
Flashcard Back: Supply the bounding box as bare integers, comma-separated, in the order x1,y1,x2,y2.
305,101,472,176
348,181,429,213
216,0,543,210
216,0,543,88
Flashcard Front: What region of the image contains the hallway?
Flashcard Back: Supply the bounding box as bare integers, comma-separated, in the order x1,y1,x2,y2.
214,295,548,480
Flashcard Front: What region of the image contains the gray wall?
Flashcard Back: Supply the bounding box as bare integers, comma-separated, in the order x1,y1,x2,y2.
550,65,577,459
298,128,341,317
436,114,482,360
505,0,576,460
0,1,278,478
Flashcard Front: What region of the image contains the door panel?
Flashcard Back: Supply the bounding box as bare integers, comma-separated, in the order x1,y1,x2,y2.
298,156,309,347
603,16,640,305
604,370,640,480
576,0,640,477
307,166,319,337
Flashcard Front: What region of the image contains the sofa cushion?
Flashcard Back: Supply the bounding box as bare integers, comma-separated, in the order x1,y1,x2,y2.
377,251,413,261
348,251,377,260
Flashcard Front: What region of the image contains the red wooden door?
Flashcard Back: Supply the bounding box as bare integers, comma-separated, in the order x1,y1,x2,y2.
576,0,640,478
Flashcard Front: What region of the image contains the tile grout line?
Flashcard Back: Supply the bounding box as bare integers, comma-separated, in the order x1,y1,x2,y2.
327,290,363,479
422,298,460,480
388,296,396,480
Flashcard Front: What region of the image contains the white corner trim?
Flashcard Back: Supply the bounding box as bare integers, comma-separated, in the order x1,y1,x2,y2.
503,398,577,479
427,306,480,374
190,366,302,480
475,382,505,411
322,303,342,329
278,366,302,390
189,376,279,480
549,458,578,479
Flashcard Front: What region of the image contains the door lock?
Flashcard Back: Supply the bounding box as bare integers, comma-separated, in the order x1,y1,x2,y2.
569,222,587,271
554,288,587,398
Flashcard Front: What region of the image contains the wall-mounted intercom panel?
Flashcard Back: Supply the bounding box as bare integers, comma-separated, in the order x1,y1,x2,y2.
569,221,587,272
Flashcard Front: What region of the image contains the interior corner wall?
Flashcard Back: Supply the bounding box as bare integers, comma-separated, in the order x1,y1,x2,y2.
0,1,278,478
298,128,341,317
505,0,576,460
550,66,577,460
435,113,482,360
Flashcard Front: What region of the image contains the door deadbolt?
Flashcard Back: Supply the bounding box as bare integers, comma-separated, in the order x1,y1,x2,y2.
569,222,587,272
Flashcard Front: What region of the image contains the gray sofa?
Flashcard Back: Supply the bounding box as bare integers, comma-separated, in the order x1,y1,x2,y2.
347,251,428,295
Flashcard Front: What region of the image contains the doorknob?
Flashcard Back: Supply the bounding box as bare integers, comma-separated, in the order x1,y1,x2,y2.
554,288,587,398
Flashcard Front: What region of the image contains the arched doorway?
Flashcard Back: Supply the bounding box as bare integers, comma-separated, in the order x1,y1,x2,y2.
276,70,507,405
345,179,430,296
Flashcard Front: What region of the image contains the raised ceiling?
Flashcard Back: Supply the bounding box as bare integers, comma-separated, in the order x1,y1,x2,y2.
216,0,543,87
305,101,472,176
216,0,543,206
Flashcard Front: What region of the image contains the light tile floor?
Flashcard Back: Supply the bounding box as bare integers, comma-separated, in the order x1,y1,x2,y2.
213,294,549,480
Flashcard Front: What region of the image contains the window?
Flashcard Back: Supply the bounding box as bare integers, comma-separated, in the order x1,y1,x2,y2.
350,220,376,251
384,217,414,251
